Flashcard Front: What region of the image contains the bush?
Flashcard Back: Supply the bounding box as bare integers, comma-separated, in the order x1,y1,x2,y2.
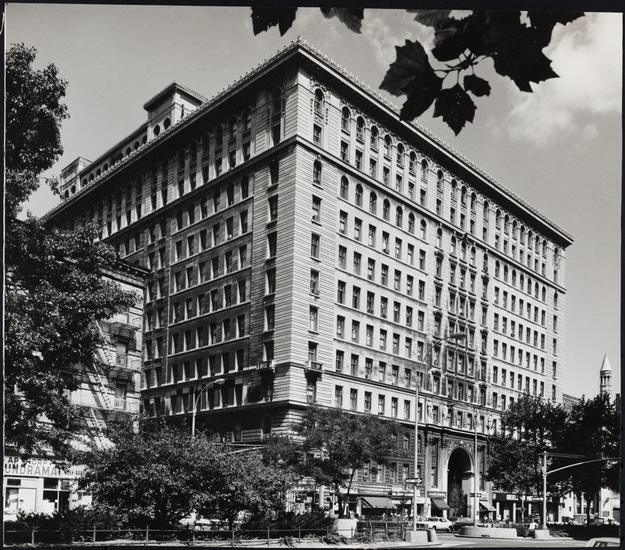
352,531,373,543
279,535,296,547
320,533,348,544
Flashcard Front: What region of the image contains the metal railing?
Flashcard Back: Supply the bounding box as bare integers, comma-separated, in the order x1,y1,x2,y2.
3,523,418,546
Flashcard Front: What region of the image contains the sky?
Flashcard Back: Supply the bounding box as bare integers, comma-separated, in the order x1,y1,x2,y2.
7,5,622,399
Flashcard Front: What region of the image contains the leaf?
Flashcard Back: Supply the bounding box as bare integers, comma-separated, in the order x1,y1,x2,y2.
463,74,491,97
431,16,476,62
409,9,451,28
380,40,442,120
320,8,364,33
433,84,476,135
493,45,558,92
251,7,297,36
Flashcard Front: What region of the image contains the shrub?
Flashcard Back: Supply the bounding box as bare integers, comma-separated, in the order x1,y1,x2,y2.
320,533,348,544
279,535,296,547
352,531,373,543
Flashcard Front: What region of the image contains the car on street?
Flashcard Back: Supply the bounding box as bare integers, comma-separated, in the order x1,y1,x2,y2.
419,517,452,532
585,537,620,547
451,517,474,531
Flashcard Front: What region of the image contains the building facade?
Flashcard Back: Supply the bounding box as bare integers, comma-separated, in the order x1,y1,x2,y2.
44,40,572,520
3,263,145,520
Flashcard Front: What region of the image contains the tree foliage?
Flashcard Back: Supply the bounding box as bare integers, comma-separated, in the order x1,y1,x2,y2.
558,394,620,522
297,407,398,517
487,395,568,522
80,425,298,528
250,8,584,134
5,43,137,456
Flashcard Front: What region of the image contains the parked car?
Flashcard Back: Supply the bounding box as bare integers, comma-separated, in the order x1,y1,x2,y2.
420,517,452,532
585,537,620,547
451,517,474,531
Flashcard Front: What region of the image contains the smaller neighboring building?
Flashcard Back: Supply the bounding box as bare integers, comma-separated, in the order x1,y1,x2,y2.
3,261,146,520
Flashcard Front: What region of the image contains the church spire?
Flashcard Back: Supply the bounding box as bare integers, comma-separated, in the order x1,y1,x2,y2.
599,353,613,396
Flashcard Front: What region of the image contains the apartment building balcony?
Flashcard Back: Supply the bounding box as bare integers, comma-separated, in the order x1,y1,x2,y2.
104,312,142,339
97,347,142,372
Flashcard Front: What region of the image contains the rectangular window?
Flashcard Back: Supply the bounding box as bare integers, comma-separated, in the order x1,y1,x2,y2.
350,389,357,410
311,234,320,258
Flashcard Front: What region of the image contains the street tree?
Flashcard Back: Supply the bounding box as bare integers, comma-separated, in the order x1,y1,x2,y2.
80,424,222,528
80,424,299,528
5,43,137,456
298,406,399,517
558,393,620,524
487,395,568,522
250,8,584,134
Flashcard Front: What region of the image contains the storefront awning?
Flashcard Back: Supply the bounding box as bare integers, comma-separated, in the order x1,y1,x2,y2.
362,496,395,509
480,501,496,512
431,497,450,510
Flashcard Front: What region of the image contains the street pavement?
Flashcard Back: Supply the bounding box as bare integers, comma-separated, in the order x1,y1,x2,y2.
436,532,588,547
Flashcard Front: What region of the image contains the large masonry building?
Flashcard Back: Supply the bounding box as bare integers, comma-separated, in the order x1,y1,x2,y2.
45,41,572,520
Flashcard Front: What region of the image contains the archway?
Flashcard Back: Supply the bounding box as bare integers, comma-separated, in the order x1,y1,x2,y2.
447,447,472,520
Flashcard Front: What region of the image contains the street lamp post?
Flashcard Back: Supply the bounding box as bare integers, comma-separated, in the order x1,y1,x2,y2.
191,378,224,437
410,332,466,538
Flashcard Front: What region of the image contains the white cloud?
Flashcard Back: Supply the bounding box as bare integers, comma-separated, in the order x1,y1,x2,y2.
362,10,433,68
506,13,622,144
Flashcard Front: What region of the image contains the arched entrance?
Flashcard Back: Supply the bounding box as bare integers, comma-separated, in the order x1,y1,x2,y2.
447,447,472,520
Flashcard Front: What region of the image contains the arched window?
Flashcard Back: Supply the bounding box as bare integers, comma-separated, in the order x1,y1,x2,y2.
396,143,404,166
420,219,427,240
542,239,547,257
125,147,131,156
483,252,488,269
341,107,351,133
383,199,390,221
395,206,403,227
64,190,69,199
96,169,101,177
512,269,517,286
503,265,509,282
495,209,502,229
153,124,160,136
355,184,363,207
356,116,365,141
142,136,147,144
163,118,171,130
89,174,94,181
527,277,532,294
483,200,489,219
460,186,467,206
383,135,392,157
512,220,518,240
451,179,457,200
421,159,428,182
533,282,539,298
520,274,525,289
504,215,510,234
314,89,324,115
541,286,546,302
470,192,477,212
370,126,379,149
520,226,525,244
369,192,377,214
81,179,87,188
409,151,417,174
70,185,76,194
103,163,108,172
313,160,322,186
408,213,415,233
451,235,457,254
340,176,349,199
134,141,139,150
495,261,500,277
535,235,540,251
437,227,443,248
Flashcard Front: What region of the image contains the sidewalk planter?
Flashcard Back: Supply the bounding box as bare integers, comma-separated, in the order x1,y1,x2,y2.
405,530,429,544
533,528,550,539
333,518,358,537
459,526,518,539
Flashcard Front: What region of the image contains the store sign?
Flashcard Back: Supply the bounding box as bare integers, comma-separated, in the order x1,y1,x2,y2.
4,456,83,479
